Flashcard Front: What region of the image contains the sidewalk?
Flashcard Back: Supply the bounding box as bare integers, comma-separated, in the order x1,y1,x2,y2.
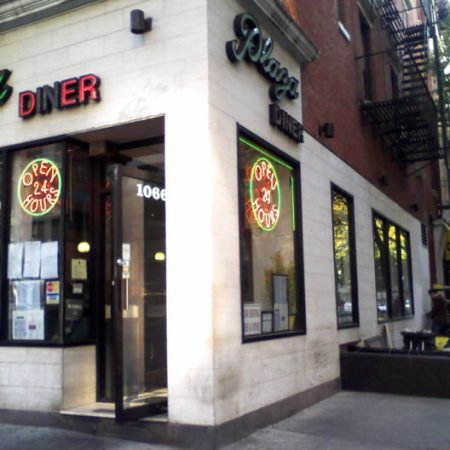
1,391,450,449
224,391,450,450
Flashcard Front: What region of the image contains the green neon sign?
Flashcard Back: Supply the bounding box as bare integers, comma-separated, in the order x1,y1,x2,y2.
0,69,13,106
18,158,61,216
249,157,281,231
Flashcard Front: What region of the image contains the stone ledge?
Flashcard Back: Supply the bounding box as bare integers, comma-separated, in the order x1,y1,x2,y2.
0,0,101,32
237,0,319,64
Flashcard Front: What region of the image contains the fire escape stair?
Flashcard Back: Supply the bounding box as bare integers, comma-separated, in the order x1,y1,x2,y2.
360,10,441,163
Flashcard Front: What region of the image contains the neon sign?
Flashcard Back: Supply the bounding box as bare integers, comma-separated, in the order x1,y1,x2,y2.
0,69,13,107
249,158,280,231
18,158,61,216
19,74,101,119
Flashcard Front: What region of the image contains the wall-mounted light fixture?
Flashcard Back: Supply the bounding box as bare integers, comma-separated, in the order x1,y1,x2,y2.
130,9,152,34
77,241,91,253
154,251,165,261
318,122,334,138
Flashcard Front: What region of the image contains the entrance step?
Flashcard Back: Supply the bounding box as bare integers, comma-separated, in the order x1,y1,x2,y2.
60,402,168,423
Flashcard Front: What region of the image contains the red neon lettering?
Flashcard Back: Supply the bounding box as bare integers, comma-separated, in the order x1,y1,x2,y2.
19,91,36,118
79,74,100,103
49,167,58,183
60,78,78,107
38,198,47,212
30,199,39,213
39,160,49,176
32,163,39,177
22,173,33,187
249,158,280,231
22,194,33,208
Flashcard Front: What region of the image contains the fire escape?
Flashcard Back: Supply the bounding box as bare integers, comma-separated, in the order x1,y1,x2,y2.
360,0,442,163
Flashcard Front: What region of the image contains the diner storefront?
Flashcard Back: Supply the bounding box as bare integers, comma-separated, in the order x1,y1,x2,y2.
0,0,431,445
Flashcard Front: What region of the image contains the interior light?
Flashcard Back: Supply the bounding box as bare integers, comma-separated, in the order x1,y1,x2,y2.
154,251,165,261
77,241,90,253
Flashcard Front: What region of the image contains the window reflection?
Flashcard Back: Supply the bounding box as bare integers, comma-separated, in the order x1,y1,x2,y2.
373,214,413,321
332,189,358,326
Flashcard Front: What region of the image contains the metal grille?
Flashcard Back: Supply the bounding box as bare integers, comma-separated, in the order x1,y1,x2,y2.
421,223,428,247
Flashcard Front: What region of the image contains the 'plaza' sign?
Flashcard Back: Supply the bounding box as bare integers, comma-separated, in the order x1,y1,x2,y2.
19,74,101,118
226,13,304,144
226,13,299,102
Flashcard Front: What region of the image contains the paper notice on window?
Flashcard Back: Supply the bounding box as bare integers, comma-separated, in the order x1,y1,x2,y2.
7,242,24,279
71,259,87,280
40,241,59,279
273,303,289,332
23,241,41,278
13,280,42,310
12,309,44,340
243,303,261,336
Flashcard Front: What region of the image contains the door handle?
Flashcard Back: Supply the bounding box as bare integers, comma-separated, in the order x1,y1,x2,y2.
124,278,129,312
116,259,129,311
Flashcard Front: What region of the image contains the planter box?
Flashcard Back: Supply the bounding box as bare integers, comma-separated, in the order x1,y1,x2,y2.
340,348,450,398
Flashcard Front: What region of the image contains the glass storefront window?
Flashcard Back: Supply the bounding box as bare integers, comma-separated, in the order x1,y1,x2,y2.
373,213,414,321
3,142,93,344
8,144,63,342
238,132,305,341
400,230,413,316
373,217,388,321
388,224,401,318
331,187,358,327
64,144,92,342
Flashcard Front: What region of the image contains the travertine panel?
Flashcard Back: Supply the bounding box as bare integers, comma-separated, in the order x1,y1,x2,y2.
62,346,96,410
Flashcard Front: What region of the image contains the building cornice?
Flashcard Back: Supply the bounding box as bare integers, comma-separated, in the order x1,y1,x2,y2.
237,0,320,64
0,0,100,32
357,0,377,27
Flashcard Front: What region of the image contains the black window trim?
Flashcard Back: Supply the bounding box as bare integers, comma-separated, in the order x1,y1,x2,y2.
372,210,415,322
237,124,306,343
331,183,360,329
0,137,96,347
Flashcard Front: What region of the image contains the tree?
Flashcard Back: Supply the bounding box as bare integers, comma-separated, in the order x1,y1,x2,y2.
434,0,450,123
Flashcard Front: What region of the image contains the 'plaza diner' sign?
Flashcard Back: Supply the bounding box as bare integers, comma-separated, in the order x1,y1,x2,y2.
19,74,101,118
226,13,299,102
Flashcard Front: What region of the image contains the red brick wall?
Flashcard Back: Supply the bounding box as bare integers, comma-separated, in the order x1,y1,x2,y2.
283,0,440,234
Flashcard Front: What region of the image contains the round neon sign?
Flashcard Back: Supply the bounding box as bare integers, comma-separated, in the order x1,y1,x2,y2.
249,157,281,231
18,158,61,216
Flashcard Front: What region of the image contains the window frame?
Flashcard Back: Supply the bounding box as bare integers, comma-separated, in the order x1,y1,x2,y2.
331,184,359,328
237,125,306,343
360,13,373,101
372,211,415,322
0,137,95,347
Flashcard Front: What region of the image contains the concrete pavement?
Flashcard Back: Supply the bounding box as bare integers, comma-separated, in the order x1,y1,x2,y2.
224,391,450,450
1,391,450,449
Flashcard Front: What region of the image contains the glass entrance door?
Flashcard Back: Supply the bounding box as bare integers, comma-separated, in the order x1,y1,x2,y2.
108,163,167,422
